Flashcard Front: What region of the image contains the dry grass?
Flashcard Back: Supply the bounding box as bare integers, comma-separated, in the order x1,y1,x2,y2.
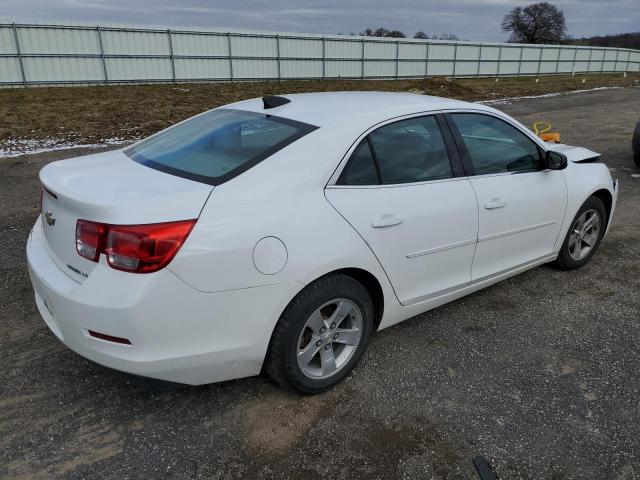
1,73,638,145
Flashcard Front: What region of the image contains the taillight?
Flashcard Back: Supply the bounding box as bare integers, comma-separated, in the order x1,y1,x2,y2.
76,220,106,262
106,221,196,273
75,219,196,273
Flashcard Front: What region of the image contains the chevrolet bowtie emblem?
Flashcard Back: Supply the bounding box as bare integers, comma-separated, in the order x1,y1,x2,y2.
44,211,56,226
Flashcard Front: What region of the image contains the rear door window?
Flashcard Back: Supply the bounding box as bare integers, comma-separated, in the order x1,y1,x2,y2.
369,116,453,184
125,109,318,185
337,140,379,185
337,115,454,186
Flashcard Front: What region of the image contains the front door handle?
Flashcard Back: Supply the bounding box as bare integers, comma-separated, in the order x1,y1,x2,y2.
485,198,506,210
372,214,403,228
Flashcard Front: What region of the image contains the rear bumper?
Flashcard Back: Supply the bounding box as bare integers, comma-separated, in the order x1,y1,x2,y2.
27,217,301,385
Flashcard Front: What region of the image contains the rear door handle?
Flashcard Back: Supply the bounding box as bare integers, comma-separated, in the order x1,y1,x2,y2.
485,198,506,210
371,214,403,228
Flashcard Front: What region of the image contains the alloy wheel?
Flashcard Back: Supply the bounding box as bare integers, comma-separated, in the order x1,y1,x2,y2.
296,299,363,379
568,208,601,261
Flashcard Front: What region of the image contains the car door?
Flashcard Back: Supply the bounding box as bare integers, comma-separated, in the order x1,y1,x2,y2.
325,114,478,306
446,111,568,280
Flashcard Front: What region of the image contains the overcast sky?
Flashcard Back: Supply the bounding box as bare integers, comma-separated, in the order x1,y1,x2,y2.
3,0,638,41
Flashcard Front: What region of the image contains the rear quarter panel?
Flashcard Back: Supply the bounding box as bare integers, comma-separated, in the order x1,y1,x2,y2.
167,127,402,326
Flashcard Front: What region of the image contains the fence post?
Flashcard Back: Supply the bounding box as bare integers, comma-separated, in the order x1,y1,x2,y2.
425,42,429,79
516,45,523,77
275,34,281,80
395,40,400,80
96,26,109,85
600,49,605,74
555,47,561,75
321,37,326,80
11,23,27,87
614,49,620,74
587,48,593,74
476,44,482,78
624,50,631,75
536,46,543,78
570,47,577,76
496,45,503,78
452,43,458,79
227,32,234,80
167,29,176,83
361,38,365,79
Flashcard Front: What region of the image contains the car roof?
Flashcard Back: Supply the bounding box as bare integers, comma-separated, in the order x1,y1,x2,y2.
226,91,495,128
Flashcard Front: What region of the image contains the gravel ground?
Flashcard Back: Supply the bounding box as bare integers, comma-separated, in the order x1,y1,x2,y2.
1,88,639,479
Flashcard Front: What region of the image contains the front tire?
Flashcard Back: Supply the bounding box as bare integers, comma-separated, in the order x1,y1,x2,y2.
265,274,374,394
553,196,606,270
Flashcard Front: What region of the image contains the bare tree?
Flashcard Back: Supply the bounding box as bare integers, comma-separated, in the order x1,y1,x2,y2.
360,27,386,37
387,30,407,38
501,2,567,44
360,27,406,38
431,33,459,41
413,32,459,40
570,32,640,50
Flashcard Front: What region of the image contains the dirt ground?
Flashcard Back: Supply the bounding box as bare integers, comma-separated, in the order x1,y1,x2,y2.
1,73,638,151
1,86,640,479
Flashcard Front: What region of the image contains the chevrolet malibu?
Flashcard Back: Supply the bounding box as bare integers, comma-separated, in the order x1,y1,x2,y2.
28,92,618,393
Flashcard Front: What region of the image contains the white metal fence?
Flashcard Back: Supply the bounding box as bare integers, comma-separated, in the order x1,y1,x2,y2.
1,21,639,87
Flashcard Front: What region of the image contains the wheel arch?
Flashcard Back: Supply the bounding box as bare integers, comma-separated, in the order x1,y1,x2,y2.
273,266,386,338
333,267,385,330
296,267,385,331
261,266,386,377
560,186,613,244
591,188,613,226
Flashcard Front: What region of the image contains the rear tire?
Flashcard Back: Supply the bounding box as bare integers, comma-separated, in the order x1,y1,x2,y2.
265,274,374,394
552,196,606,270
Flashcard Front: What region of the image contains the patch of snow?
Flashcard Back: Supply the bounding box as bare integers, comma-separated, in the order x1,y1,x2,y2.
0,137,137,158
477,86,624,106
631,174,640,178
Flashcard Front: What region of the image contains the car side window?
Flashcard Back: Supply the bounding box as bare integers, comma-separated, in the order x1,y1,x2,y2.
450,113,542,175
338,115,453,186
337,139,379,185
369,116,453,184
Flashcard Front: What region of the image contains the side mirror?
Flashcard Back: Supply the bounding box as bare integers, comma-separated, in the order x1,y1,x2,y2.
545,150,568,170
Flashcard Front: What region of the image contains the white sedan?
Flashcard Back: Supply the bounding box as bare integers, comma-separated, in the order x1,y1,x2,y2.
28,92,618,393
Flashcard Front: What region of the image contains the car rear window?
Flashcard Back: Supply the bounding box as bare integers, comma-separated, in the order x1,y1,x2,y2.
124,108,318,185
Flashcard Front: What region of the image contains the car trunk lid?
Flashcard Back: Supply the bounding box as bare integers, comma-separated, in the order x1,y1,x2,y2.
39,149,213,282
